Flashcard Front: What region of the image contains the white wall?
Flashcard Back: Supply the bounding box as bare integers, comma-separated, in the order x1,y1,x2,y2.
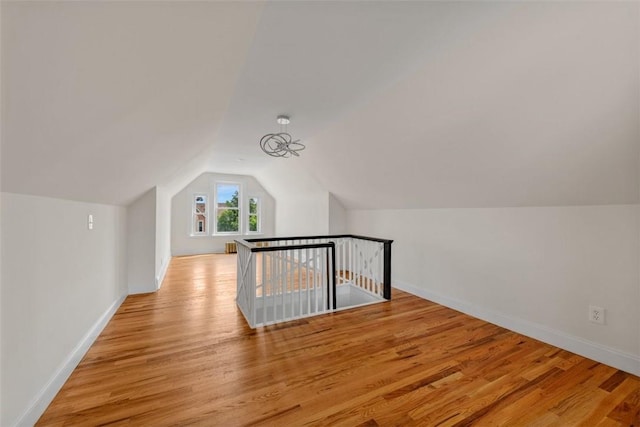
328,193,347,235
0,192,128,426
275,194,328,237
347,205,640,375
155,186,171,288
124,185,172,293
171,172,275,256
127,188,156,294
256,161,329,236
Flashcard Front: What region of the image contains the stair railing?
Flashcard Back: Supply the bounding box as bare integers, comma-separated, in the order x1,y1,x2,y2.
236,234,392,328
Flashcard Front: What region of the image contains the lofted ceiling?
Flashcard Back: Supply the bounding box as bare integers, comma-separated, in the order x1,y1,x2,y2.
2,1,638,209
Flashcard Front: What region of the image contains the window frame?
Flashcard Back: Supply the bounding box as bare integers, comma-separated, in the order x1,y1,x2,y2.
191,193,209,236
213,181,242,235
247,196,261,234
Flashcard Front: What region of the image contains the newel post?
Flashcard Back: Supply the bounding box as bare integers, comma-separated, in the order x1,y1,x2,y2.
383,241,392,300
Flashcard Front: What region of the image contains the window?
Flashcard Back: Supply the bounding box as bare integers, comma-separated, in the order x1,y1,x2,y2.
248,197,260,233
189,181,265,237
192,194,207,235
215,183,240,234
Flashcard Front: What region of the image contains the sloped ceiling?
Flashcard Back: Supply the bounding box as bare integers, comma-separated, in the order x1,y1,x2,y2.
2,2,638,209
1,1,264,205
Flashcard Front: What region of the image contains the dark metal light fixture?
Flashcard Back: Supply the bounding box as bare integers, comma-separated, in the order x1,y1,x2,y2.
259,115,305,158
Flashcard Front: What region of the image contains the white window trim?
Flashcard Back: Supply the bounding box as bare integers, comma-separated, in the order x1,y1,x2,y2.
246,196,262,235
213,181,242,235
190,193,209,237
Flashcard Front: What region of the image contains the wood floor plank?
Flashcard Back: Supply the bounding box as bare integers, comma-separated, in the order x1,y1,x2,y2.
607,385,640,426
580,378,640,426
36,254,640,426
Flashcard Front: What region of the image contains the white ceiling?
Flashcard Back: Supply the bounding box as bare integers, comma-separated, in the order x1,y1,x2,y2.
1,2,264,205
2,2,638,208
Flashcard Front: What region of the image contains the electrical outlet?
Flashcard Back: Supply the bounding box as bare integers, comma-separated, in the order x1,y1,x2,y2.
87,214,94,230
589,305,605,325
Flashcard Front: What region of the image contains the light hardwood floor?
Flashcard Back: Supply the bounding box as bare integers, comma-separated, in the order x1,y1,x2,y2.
38,254,640,426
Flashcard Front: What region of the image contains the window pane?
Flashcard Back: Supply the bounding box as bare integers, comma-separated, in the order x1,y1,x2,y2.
195,196,206,215
217,184,239,208
217,208,239,232
193,194,207,234
248,197,259,232
194,214,206,233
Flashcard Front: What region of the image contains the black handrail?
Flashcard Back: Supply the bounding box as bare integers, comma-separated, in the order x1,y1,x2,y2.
244,234,393,245
236,240,335,253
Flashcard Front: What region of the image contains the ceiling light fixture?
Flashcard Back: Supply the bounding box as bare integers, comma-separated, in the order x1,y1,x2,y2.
259,115,305,158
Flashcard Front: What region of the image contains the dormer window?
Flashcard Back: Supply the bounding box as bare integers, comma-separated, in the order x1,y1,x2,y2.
189,180,265,237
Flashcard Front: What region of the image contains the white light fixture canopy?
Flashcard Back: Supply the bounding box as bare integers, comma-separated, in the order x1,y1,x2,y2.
276,115,290,125
260,115,305,158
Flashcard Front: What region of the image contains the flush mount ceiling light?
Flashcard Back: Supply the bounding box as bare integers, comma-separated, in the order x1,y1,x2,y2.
259,115,305,158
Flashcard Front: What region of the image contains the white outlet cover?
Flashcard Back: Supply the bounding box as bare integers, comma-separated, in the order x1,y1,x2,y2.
589,305,605,325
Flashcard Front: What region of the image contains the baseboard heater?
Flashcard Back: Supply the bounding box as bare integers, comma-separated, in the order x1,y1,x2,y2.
225,242,237,254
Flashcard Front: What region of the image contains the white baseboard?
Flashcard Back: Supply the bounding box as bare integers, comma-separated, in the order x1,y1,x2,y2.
155,255,171,290
171,248,225,257
16,294,127,427
394,280,640,376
